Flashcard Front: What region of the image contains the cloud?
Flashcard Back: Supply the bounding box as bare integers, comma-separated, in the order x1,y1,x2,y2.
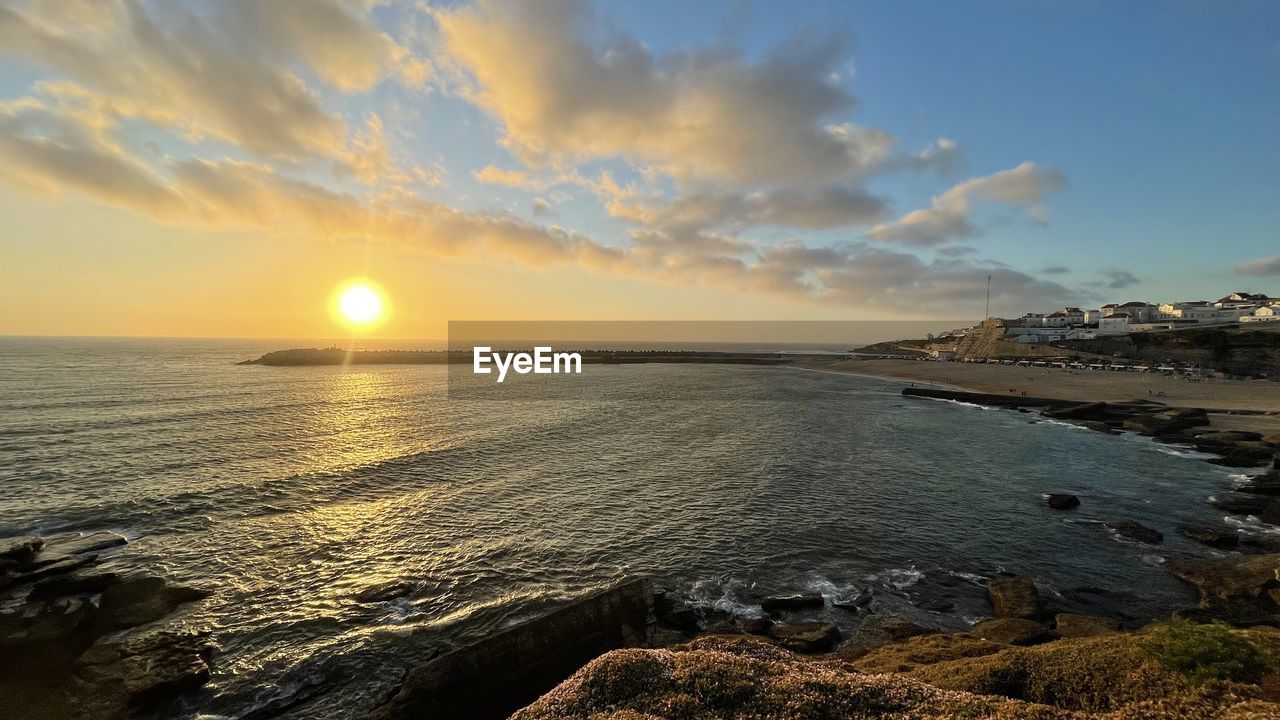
435,0,932,186
895,137,961,175
0,0,415,167
613,184,888,232
1100,269,1140,289
867,162,1067,245
0,0,1083,319
0,95,183,216
1236,256,1280,277
217,0,423,92
1040,265,1070,274
813,251,1079,311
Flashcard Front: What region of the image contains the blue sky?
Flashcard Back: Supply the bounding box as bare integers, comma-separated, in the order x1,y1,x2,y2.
0,0,1277,335
605,0,1280,297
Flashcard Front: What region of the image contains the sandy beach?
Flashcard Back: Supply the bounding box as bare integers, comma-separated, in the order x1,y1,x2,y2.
815,358,1280,435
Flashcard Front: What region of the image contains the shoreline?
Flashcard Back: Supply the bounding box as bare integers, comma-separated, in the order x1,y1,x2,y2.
808,357,1280,436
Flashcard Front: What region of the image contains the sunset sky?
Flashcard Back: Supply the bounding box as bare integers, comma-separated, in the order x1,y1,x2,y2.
1,0,1278,338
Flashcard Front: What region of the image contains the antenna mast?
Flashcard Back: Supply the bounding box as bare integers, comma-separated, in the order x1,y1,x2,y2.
985,274,991,321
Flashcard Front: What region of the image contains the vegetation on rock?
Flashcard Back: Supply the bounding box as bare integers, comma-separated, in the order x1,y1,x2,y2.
515,629,1280,719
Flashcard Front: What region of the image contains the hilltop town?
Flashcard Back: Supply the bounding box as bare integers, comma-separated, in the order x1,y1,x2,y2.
990,291,1279,345
864,291,1280,378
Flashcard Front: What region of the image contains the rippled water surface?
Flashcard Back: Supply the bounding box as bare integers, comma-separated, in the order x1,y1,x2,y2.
0,337,1249,718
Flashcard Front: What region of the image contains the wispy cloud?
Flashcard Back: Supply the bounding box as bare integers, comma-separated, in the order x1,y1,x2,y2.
1236,256,1280,276
1099,269,1141,289
867,162,1068,246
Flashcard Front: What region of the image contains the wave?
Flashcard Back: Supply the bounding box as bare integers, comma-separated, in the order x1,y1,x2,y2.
866,567,925,591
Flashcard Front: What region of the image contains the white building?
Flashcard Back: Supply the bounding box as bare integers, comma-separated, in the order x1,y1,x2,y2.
1007,326,1067,343
1216,292,1272,307
1098,313,1132,335
1114,301,1156,322
1241,306,1279,323
1159,301,1212,319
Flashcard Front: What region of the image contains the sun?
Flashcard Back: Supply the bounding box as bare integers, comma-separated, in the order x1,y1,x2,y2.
330,279,389,330
340,285,382,323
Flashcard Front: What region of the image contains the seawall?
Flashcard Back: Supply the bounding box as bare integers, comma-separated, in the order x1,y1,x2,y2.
901,387,1081,408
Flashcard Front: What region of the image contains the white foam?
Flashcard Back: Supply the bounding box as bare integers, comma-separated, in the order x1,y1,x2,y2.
867,567,924,590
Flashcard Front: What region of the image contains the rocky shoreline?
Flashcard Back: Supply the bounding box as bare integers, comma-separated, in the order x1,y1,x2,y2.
370,561,1280,719
0,532,211,720
900,387,1280,548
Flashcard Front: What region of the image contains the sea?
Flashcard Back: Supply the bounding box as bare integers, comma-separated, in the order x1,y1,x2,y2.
0,336,1264,719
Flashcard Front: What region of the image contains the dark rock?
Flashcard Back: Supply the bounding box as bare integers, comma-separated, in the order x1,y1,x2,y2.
702,618,738,635
29,570,122,600
1242,536,1280,552
42,532,127,557
901,387,1078,409
739,617,773,636
1177,525,1239,549
1163,407,1211,420
657,602,700,633
0,536,44,565
1197,430,1264,443
832,592,872,613
0,596,98,650
354,581,414,604
21,551,77,571
1046,493,1080,510
1060,586,1142,622
240,671,337,720
882,618,937,642
370,578,650,720
1044,401,1110,421
1238,472,1280,496
986,577,1041,619
1151,428,1203,445
1208,443,1277,468
1172,600,1280,628
1054,613,1119,638
770,621,840,653
924,600,955,613
99,576,210,629
1071,420,1118,434
967,618,1056,646
759,593,824,614
70,628,215,717
1211,493,1276,516
13,553,98,584
1265,504,1280,526
1165,554,1280,606
1123,408,1209,436
1107,521,1163,544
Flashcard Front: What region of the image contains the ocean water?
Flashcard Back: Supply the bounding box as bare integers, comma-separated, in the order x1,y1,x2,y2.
0,337,1253,719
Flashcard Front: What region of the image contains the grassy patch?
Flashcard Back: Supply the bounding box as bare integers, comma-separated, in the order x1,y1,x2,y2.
1144,622,1280,685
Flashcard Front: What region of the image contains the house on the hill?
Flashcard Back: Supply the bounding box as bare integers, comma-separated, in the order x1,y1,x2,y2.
1241,306,1279,323
1098,313,1131,335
